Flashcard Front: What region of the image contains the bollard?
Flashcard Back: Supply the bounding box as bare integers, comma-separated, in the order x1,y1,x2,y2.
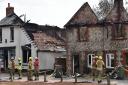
107,74,110,85
75,72,77,83
60,72,63,82
44,71,47,82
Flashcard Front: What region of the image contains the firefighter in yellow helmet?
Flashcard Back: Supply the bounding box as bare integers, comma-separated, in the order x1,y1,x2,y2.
92,56,98,81
17,57,22,79
28,57,33,81
96,56,105,83
9,57,15,81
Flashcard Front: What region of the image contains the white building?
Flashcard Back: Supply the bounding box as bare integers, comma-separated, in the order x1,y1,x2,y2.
0,3,66,71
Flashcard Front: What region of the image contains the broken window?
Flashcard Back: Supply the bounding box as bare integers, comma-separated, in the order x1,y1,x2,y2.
78,27,88,41
112,24,125,39
22,49,31,63
8,48,15,60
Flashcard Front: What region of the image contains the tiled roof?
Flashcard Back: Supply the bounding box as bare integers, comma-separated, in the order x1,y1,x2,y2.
105,0,128,22
0,13,24,26
65,2,98,27
0,13,65,51
24,23,66,51
32,32,65,51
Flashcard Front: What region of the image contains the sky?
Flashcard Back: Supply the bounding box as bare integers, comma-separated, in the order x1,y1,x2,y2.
0,0,105,28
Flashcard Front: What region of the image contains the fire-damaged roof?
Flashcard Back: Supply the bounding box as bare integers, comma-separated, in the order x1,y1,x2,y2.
0,13,24,26
64,2,98,27
0,13,66,51
65,0,128,28
24,23,66,51
105,0,128,22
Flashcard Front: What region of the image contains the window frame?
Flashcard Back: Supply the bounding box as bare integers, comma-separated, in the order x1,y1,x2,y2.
0,28,2,43
106,53,114,68
8,48,16,60
78,27,88,42
112,24,125,40
10,27,14,42
87,54,95,68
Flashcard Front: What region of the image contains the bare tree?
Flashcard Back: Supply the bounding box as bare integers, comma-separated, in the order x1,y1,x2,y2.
93,0,114,19
94,0,128,19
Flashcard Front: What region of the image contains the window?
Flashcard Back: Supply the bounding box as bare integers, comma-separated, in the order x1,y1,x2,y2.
106,53,114,68
10,27,14,42
112,24,125,39
8,49,15,60
0,50,4,68
0,28,2,43
87,54,95,68
78,27,88,41
0,50,3,59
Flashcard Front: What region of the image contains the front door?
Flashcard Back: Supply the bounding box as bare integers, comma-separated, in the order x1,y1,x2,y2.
73,54,80,74
3,50,8,70
55,58,66,74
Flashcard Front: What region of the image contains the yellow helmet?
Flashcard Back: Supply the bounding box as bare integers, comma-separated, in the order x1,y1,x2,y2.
95,56,98,59
18,58,21,61
99,56,102,60
29,57,32,61
11,57,14,60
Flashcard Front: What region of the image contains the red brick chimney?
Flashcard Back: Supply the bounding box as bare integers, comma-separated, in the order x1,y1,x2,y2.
6,3,14,16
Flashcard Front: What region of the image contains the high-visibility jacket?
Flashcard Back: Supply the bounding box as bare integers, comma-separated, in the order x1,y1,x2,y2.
28,61,33,70
17,60,22,70
96,60,104,71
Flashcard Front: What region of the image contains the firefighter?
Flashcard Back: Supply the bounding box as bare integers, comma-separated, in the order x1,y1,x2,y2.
17,57,22,79
92,56,98,81
34,57,39,80
28,57,33,81
96,56,105,83
9,57,15,81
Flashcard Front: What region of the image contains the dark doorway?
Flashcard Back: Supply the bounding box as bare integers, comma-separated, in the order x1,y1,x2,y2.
73,54,80,74
55,58,66,74
22,44,31,64
3,50,8,70
22,49,31,63
0,47,15,71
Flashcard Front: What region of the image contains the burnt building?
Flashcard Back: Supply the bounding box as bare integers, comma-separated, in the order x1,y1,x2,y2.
0,3,66,71
65,0,128,77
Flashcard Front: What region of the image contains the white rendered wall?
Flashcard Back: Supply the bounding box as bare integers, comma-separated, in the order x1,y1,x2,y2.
38,52,66,70
0,26,37,68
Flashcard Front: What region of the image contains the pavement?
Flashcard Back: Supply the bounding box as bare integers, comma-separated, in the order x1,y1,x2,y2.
0,73,127,85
